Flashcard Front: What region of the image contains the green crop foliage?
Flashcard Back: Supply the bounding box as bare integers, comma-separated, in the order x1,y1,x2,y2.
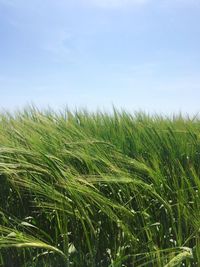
0,107,199,266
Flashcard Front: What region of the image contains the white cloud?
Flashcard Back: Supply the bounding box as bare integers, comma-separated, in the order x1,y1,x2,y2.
83,0,149,8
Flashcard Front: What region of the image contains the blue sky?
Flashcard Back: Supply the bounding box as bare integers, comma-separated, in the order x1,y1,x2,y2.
0,0,200,114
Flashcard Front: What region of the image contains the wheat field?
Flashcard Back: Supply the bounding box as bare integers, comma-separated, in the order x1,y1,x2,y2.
0,108,199,266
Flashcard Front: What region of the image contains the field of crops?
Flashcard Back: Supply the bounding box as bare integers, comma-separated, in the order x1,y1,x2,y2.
0,108,199,266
